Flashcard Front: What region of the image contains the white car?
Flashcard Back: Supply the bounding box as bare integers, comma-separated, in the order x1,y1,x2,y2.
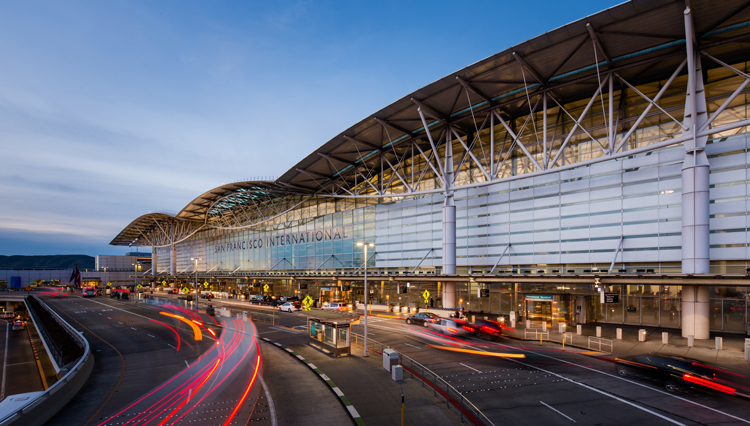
1,312,15,320
322,302,349,311
427,318,472,337
279,301,300,313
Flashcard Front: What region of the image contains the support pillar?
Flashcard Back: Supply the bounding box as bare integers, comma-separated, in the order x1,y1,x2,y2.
681,285,710,339
152,245,157,281
682,6,710,275
170,244,177,277
442,131,456,275
442,282,456,310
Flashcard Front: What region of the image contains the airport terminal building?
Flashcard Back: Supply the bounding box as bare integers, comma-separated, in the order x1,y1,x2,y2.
113,0,750,338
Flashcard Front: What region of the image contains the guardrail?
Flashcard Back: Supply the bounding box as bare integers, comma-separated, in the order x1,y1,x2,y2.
351,333,494,426
0,296,94,426
587,336,614,353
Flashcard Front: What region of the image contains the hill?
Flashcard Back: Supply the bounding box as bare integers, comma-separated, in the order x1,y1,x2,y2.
0,255,96,270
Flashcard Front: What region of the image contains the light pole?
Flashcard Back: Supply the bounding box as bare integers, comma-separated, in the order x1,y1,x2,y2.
132,262,141,304
191,257,202,305
356,242,374,357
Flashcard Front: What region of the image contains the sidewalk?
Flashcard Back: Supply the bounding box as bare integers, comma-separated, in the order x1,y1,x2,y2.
504,320,750,371
257,322,462,426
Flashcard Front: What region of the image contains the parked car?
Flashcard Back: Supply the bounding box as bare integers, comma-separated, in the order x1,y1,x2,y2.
1,312,15,320
248,295,264,303
200,292,213,300
279,301,302,313
322,302,350,311
167,289,178,294
405,312,440,326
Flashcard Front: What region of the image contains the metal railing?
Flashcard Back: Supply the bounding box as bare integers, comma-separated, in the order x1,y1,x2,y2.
351,333,494,426
587,336,614,353
524,328,549,340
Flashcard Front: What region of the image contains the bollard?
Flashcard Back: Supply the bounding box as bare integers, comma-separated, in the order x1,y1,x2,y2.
511,319,516,329
745,338,750,361
662,332,669,344
715,336,723,351
638,329,646,342
688,335,694,347
242,312,247,321
616,328,622,340
576,324,582,335
596,326,602,338
526,319,531,329
471,315,475,323
559,323,566,334
542,322,547,332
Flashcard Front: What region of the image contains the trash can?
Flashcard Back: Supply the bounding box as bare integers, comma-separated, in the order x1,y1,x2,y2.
383,348,399,372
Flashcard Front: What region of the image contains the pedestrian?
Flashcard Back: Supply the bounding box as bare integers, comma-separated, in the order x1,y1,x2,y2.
454,307,460,319
429,297,434,308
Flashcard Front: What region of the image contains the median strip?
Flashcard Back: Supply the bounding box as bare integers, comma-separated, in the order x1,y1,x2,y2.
261,337,365,426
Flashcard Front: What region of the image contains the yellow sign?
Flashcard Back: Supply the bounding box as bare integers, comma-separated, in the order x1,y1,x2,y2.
107,282,111,286
162,280,167,285
303,295,313,310
137,284,143,289
422,290,430,300
182,287,190,294
203,282,209,288
263,284,269,292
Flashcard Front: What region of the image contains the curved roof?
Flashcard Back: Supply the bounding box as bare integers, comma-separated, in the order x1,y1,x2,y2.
176,181,306,222
113,0,750,246
277,0,750,193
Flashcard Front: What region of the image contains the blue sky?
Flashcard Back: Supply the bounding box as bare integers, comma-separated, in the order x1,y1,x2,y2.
0,0,623,256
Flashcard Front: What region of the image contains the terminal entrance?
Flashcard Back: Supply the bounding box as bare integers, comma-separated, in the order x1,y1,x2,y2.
525,298,552,326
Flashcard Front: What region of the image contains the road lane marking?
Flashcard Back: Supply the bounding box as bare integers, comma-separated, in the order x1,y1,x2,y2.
5,361,36,366
118,322,123,325
131,327,137,330
404,343,421,349
147,334,155,338
259,374,278,426
487,340,750,425
185,360,189,368
460,363,482,373
168,344,176,349
541,401,576,422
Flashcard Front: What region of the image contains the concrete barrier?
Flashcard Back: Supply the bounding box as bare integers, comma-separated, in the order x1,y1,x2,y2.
0,296,94,426
596,326,602,338
616,328,622,340
638,329,646,342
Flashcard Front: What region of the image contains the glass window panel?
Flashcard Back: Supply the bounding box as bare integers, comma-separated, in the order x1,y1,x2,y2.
710,299,722,330
641,297,660,326
723,299,746,332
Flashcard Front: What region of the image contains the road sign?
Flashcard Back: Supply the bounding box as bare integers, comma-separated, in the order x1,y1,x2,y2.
162,280,167,285
263,284,269,292
204,281,209,288
182,287,189,294
422,290,430,299
137,284,143,289
107,282,111,286
302,295,313,311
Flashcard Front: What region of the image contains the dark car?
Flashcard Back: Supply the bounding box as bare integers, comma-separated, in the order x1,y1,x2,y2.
615,354,750,398
473,319,505,339
405,312,441,326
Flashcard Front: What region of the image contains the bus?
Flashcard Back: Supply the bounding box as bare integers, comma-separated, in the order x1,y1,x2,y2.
82,287,96,297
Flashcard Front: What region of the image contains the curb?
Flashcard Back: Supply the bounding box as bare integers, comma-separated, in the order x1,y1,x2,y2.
260,337,366,426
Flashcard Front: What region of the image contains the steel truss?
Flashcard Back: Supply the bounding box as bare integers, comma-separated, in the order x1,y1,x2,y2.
279,20,750,200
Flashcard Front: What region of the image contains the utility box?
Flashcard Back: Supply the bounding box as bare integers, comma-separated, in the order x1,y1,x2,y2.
391,364,403,381
383,348,399,372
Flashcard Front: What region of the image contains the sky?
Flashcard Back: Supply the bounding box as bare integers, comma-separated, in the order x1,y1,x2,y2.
0,0,623,256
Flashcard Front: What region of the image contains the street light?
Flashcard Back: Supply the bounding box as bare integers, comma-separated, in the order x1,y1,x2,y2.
132,262,141,304
356,242,374,357
191,257,202,304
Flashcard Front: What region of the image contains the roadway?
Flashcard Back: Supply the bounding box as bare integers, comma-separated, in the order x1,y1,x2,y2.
37,291,226,426
0,319,44,399
177,295,750,426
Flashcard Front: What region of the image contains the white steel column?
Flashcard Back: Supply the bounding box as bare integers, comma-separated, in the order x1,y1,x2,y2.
442,133,456,276
152,245,157,281
442,282,456,310
681,285,710,339
682,6,710,275
170,244,177,276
